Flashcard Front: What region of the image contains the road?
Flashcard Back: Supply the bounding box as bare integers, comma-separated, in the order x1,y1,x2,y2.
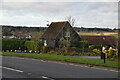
1,56,118,79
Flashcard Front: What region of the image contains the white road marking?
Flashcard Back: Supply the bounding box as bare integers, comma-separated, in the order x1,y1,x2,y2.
0,66,23,73
41,76,48,79
41,76,54,80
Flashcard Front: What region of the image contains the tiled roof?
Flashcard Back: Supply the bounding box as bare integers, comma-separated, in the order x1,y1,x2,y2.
41,21,68,39
81,35,117,45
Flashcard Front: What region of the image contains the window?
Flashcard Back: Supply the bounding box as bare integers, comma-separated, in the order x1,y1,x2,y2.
65,31,70,38
44,40,47,46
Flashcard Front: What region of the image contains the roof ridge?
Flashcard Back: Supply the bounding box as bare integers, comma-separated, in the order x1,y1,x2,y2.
51,21,68,23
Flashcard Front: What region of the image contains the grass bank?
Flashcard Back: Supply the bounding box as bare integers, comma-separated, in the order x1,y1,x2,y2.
1,52,119,68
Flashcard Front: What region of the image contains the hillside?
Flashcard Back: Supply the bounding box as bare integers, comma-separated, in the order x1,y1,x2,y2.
1,25,118,40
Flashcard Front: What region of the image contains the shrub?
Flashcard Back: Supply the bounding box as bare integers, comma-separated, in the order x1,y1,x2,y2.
69,51,79,56
47,50,61,55
93,49,101,56
78,52,98,56
76,41,89,49
89,45,96,49
42,46,50,53
106,49,118,59
95,45,102,50
62,52,69,56
25,41,40,52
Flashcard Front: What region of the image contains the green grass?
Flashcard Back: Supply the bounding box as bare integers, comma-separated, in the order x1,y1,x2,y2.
78,32,118,38
0,52,119,68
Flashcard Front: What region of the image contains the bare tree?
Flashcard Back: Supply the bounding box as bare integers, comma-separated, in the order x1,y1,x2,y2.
66,16,75,27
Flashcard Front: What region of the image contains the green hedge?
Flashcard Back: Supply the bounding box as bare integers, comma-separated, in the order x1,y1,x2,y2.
2,39,40,52
75,41,89,48
2,39,26,51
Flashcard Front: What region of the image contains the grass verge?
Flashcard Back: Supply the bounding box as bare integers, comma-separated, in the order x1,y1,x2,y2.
1,52,119,68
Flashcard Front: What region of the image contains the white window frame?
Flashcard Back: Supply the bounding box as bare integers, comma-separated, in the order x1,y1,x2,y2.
44,40,47,46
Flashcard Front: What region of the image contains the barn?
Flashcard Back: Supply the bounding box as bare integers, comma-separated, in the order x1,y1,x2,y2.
40,21,81,48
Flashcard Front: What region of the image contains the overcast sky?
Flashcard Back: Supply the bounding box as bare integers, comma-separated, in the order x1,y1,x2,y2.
0,0,119,29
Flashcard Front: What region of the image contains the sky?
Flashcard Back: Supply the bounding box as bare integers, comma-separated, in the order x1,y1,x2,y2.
0,0,119,29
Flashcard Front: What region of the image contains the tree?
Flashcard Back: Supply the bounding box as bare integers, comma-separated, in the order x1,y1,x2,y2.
66,16,75,27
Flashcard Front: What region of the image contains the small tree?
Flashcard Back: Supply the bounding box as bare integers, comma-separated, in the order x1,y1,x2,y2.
66,16,75,27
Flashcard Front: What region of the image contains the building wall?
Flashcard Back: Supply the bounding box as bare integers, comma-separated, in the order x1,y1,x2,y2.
55,23,81,48
41,39,55,48
47,39,55,48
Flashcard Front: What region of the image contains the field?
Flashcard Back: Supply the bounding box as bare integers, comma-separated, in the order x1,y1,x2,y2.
1,52,119,68
77,32,118,38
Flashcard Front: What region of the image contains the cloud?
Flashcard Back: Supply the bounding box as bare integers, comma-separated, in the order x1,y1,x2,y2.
3,0,119,2
1,2,118,29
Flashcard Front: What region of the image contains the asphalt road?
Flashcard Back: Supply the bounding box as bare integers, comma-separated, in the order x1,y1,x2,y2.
1,56,118,79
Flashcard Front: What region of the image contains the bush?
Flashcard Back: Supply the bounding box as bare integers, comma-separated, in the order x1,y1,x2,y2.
69,51,79,56
76,41,89,49
86,52,95,56
95,45,102,50
105,49,118,59
42,46,50,53
25,41,40,52
47,50,61,55
89,45,96,49
93,49,101,56
78,52,98,56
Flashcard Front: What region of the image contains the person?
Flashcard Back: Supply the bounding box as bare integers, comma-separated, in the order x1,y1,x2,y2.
112,46,116,49
102,46,105,52
105,45,109,50
101,46,106,63
101,46,105,59
109,46,112,50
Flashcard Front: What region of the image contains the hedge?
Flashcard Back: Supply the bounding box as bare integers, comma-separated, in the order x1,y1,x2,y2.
2,38,25,51
2,39,40,52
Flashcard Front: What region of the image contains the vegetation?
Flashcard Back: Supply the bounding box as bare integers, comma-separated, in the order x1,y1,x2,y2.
75,41,89,48
1,52,119,68
2,39,40,52
25,41,40,52
78,32,118,38
2,38,26,51
42,46,50,53
92,49,101,55
103,48,118,61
